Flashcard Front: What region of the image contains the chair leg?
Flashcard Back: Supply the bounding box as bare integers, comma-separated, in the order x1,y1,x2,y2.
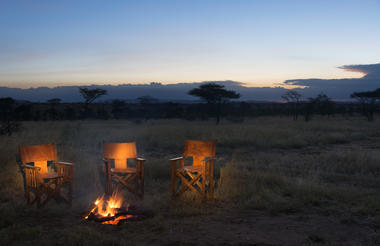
104,177,108,195
25,186,30,204
171,166,176,198
36,191,42,208
105,168,112,196
135,176,139,197
210,179,214,199
177,172,203,199
140,172,144,198
202,173,206,202
106,178,110,196
69,180,73,206
107,175,113,196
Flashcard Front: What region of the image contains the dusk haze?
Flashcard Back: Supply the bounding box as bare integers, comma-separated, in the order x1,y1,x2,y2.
1,0,379,100
1,1,380,245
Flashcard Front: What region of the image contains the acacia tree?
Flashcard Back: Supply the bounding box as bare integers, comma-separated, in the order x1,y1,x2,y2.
303,93,334,122
314,93,334,117
79,88,107,118
188,83,240,124
351,88,380,121
282,90,302,120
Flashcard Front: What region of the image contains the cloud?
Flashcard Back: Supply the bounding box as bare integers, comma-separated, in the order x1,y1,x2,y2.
283,63,380,98
338,63,380,79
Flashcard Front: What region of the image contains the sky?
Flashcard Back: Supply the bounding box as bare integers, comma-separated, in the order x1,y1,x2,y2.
0,0,379,88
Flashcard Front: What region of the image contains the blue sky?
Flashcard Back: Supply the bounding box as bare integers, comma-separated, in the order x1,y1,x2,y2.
0,0,379,88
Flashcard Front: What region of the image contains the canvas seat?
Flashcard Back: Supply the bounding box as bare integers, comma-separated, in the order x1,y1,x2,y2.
40,172,63,180
170,140,217,201
18,143,74,208
178,165,204,173
110,168,137,173
103,142,145,198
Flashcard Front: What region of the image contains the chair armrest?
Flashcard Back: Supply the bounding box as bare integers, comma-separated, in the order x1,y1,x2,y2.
170,156,184,170
23,165,41,187
56,161,74,166
56,161,74,178
23,164,41,170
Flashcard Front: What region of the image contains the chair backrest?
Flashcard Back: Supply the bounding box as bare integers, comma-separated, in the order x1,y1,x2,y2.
183,140,216,166
103,142,137,169
19,143,57,173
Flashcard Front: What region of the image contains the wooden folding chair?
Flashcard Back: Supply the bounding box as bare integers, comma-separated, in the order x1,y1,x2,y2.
18,143,74,208
170,140,217,201
103,142,145,198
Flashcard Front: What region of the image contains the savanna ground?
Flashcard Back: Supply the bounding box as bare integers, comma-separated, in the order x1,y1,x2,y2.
1,117,380,245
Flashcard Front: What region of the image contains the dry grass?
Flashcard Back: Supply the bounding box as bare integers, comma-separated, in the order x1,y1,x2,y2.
1,117,380,245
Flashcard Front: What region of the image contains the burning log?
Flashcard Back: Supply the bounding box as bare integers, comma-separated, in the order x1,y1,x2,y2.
84,191,153,225
86,208,153,225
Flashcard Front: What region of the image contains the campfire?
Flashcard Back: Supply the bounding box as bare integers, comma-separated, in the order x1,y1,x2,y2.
84,191,153,225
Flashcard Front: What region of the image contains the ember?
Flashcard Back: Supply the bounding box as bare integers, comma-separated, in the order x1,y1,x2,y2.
84,191,153,225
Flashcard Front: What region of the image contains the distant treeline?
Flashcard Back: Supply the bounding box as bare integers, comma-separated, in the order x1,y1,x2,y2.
0,99,374,122
1,84,380,135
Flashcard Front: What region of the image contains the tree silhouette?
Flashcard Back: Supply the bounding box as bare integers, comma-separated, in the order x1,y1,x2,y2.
79,88,107,118
188,83,240,124
137,95,158,105
64,106,77,120
303,97,316,122
351,88,380,121
15,104,33,121
0,97,20,135
111,100,127,119
314,93,334,117
47,98,61,104
282,90,302,120
46,98,61,120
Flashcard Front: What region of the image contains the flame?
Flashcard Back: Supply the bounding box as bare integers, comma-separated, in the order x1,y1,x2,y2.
96,192,123,217
85,190,127,220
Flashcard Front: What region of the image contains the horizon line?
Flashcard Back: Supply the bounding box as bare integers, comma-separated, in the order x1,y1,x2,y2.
1,80,304,90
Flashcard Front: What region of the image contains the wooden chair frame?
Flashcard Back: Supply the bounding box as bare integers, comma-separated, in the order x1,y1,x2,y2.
18,143,74,208
103,142,145,198
171,140,216,201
